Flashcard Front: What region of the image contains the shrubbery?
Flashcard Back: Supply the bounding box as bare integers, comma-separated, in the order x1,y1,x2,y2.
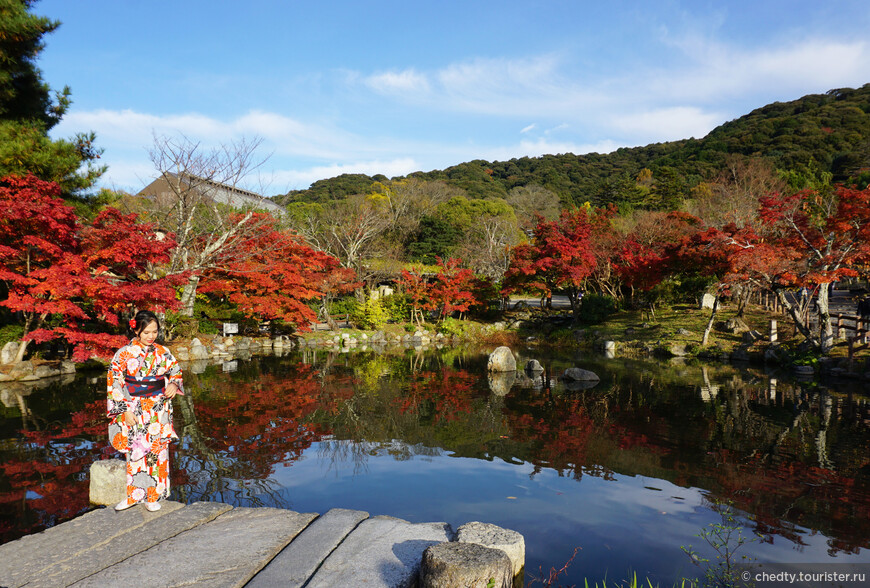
0,324,24,346
578,294,619,323
437,317,465,336
349,298,388,329
379,293,409,323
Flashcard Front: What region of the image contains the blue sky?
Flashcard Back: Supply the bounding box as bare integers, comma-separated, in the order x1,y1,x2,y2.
40,0,870,195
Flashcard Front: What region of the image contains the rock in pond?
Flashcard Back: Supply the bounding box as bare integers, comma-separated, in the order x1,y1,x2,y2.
562,367,600,382
525,359,544,373
487,347,516,373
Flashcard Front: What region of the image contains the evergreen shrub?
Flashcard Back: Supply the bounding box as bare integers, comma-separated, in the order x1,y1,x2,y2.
579,294,619,323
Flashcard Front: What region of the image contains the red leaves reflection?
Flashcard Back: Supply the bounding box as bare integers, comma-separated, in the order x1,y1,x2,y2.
0,399,109,544
397,367,478,423
190,368,329,477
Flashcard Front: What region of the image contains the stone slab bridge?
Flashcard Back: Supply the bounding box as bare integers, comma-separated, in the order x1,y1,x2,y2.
0,501,525,588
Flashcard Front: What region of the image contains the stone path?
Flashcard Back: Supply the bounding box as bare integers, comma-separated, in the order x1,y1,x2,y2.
0,502,456,588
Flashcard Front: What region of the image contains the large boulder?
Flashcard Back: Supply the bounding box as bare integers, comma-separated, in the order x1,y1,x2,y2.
7,361,34,380
669,343,688,357
189,344,210,360
487,347,516,373
1,341,18,364
725,318,750,334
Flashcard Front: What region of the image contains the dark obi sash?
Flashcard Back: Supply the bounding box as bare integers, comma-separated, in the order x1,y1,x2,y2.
124,375,165,398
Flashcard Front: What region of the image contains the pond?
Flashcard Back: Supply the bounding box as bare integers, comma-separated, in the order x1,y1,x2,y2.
2,346,870,585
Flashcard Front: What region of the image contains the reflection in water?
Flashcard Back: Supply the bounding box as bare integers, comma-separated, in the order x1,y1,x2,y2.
2,350,870,582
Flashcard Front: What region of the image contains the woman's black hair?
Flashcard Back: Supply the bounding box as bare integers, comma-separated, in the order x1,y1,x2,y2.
130,310,161,336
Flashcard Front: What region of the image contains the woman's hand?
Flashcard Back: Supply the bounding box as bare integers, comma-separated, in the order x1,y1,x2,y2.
124,411,135,426
164,382,179,399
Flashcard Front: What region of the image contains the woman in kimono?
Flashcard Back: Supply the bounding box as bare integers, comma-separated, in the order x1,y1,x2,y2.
107,310,183,512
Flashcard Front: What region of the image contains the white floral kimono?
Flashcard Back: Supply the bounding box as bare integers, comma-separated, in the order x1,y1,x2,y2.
107,339,182,506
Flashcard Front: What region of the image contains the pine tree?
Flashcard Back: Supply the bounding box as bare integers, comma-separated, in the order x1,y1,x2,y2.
0,0,104,195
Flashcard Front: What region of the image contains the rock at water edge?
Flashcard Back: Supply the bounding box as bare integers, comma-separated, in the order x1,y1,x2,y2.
456,521,525,579
420,542,512,588
189,344,209,360
1,341,19,364
487,347,516,373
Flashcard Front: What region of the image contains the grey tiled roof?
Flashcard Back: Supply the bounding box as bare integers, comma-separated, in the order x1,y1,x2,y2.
142,172,285,215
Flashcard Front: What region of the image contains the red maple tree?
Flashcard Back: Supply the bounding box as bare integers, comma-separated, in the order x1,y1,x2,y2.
198,213,354,330
503,207,598,319
398,268,429,324
615,211,704,296
425,257,477,321
757,186,870,352
0,174,180,361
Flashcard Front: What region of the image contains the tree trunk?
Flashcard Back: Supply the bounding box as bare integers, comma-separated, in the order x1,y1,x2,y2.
13,339,30,363
13,313,37,363
817,283,834,354
736,286,751,318
569,293,581,323
179,274,201,317
702,295,719,346
775,289,817,344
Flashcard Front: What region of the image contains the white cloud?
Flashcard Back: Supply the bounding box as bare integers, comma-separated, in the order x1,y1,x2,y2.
52,108,404,192
365,68,430,94
271,158,420,191
57,108,358,161
646,38,870,102
363,54,606,118
520,123,537,134
609,107,725,142
355,37,870,142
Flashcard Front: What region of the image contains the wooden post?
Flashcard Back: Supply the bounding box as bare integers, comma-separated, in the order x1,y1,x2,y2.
769,319,778,343
837,314,844,340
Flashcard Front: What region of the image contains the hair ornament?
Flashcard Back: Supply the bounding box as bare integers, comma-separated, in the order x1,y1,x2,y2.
129,318,137,329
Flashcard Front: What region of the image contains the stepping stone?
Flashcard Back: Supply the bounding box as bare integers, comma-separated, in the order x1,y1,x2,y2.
457,521,525,578
305,515,452,588
71,507,316,588
0,501,188,588
420,541,513,588
248,508,369,588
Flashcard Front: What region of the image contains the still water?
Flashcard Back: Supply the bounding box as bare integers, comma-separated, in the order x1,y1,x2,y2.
2,347,870,585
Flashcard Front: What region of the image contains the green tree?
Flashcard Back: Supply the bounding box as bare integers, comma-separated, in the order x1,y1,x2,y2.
407,216,461,264
0,0,103,195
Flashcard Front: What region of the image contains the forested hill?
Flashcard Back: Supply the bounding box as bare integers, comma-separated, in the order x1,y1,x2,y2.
276,84,870,207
